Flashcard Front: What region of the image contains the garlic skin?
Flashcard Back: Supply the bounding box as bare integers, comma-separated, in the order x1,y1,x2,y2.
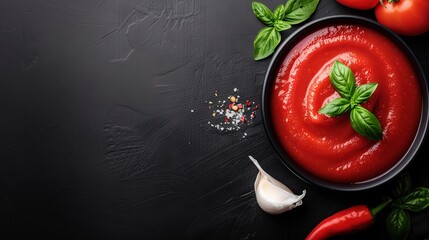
249,155,306,215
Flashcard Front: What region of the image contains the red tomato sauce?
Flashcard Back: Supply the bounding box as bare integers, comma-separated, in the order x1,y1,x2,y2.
270,24,422,183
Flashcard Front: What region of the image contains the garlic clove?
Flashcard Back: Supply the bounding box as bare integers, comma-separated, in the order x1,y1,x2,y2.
249,155,306,215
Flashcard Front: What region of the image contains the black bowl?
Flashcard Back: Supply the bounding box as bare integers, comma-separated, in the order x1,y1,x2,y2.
261,15,429,191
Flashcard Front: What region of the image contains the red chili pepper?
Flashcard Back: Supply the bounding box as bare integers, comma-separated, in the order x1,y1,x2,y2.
305,201,389,240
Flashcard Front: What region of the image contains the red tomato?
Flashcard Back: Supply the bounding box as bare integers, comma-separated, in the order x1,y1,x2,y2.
336,0,379,10
375,0,429,36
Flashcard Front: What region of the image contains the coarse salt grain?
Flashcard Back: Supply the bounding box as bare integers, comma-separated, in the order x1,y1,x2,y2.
207,89,258,137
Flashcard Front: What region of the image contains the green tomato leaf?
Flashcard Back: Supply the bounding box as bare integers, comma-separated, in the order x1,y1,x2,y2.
252,2,275,26
350,106,382,140
386,208,411,240
352,82,378,104
392,172,412,198
273,4,287,20
253,27,281,61
319,98,351,116
330,60,356,100
398,187,429,212
283,0,319,25
274,20,291,31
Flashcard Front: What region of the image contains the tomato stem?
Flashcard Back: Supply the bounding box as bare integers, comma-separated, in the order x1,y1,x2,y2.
380,0,399,7
370,199,391,217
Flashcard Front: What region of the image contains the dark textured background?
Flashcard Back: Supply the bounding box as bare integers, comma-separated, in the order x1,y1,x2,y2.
2,0,428,239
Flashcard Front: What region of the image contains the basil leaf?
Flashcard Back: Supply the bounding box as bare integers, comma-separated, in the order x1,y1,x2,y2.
398,187,429,212
273,4,286,20
253,27,281,61
392,172,412,198
350,106,382,140
274,20,291,31
283,0,319,25
387,208,411,240
330,60,356,100
252,2,275,26
352,82,378,104
319,98,351,116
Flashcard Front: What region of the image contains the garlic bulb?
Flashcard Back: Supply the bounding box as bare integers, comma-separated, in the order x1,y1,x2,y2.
249,155,306,215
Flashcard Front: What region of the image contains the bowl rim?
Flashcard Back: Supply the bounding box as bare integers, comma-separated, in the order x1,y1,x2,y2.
261,15,429,191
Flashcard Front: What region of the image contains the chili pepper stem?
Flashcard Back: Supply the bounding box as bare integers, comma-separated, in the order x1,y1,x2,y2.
370,199,391,217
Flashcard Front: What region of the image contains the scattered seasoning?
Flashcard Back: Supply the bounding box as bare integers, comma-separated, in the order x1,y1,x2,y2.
206,88,259,138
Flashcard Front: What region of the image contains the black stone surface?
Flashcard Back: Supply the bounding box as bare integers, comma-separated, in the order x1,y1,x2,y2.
2,0,428,239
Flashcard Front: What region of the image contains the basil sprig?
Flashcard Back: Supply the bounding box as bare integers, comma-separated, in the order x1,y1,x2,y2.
319,61,382,140
252,0,319,60
385,172,429,240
